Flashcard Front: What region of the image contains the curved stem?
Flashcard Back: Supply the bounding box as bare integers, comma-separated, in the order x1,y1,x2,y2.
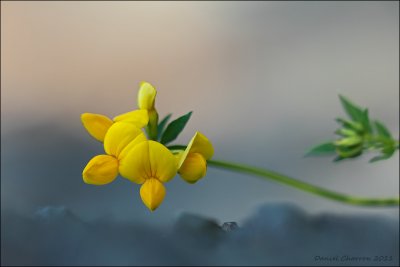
207,159,399,207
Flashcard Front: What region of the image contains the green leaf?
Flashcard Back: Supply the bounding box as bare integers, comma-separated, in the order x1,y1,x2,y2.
374,120,392,138
382,145,395,154
306,142,336,156
369,153,393,163
157,113,172,140
360,109,372,133
160,111,192,145
338,95,366,123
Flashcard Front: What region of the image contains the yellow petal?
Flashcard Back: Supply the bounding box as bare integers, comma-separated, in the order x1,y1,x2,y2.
118,132,147,161
82,155,118,185
113,110,149,129
178,132,214,168
140,178,166,211
119,141,177,184
104,122,143,158
119,141,151,184
178,153,207,183
81,113,113,142
138,81,157,110
173,150,184,163
148,141,178,182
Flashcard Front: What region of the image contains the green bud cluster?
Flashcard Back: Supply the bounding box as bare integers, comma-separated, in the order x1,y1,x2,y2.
307,95,399,163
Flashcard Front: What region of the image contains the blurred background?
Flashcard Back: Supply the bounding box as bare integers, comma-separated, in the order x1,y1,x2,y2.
1,1,399,265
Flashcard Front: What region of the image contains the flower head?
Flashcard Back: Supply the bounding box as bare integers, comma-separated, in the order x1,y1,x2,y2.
177,132,214,183
81,81,213,211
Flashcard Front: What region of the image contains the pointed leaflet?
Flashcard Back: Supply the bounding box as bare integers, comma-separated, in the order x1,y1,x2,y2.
362,109,372,133
306,142,336,156
370,146,396,163
338,95,371,133
369,152,394,163
157,113,172,140
374,120,392,138
338,95,364,121
160,111,192,145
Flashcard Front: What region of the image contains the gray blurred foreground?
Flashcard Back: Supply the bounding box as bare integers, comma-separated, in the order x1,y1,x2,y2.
2,203,398,266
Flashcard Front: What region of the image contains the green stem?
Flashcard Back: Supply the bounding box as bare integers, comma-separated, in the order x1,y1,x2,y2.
146,109,159,141
207,159,399,207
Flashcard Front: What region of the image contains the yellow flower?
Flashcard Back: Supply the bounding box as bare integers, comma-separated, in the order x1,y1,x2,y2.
119,140,177,211
81,82,213,211
81,110,148,142
177,132,214,183
82,122,146,185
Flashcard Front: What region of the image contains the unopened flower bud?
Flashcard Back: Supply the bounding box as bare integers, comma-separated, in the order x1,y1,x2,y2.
334,136,362,147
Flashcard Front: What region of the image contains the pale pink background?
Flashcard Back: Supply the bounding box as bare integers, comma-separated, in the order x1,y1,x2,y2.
2,1,399,224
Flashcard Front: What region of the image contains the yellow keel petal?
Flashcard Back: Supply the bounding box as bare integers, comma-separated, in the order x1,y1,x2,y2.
147,141,177,183
81,113,113,142
118,140,151,184
83,155,118,185
140,178,166,211
119,141,177,184
178,153,207,183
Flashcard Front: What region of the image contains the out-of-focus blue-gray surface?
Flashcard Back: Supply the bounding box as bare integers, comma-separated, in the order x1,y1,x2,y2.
1,1,399,265
2,203,399,266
